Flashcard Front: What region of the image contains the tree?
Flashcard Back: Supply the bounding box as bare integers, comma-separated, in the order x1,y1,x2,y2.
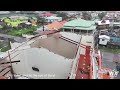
37,17,46,25
10,11,16,14
82,11,92,20
98,12,106,20
49,11,57,14
56,12,68,20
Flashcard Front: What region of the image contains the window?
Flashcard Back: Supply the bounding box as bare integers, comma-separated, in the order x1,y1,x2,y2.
32,67,39,72
102,39,105,41
101,20,106,23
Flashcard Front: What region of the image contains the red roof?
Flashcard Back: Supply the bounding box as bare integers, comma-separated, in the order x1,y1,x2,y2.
60,20,67,25
46,21,67,31
41,13,55,17
37,30,57,35
75,54,90,79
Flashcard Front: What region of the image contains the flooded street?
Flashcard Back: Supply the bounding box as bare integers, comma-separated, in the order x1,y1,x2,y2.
101,51,120,79
39,36,78,59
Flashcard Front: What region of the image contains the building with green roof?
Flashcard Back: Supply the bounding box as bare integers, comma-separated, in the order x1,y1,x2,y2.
62,18,96,34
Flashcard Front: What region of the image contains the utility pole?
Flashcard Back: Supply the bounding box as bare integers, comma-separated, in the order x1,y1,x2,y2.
43,25,44,31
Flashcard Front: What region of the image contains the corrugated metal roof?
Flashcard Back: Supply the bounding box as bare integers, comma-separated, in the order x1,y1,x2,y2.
110,37,120,43
99,35,110,40
63,18,96,30
63,26,96,30
46,21,66,30
46,16,61,20
64,18,95,27
41,13,54,17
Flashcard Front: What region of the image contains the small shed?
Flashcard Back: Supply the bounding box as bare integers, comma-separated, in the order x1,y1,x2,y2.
45,16,62,23
99,35,110,45
96,20,110,29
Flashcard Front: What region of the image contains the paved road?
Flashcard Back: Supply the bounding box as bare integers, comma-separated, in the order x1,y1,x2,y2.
101,51,120,79
0,34,26,43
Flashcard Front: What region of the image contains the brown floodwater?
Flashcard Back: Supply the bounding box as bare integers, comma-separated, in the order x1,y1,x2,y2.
39,36,78,59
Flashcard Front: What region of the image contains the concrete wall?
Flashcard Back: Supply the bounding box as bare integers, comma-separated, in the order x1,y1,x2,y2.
99,39,108,45
7,34,79,79
30,35,47,48
91,51,98,79
10,48,73,79
30,39,40,48
69,45,81,79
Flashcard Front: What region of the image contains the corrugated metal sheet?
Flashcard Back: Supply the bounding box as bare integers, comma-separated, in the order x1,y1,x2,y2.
63,18,96,30
110,37,120,44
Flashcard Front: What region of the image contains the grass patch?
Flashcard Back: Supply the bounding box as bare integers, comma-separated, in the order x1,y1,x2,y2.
0,45,11,52
99,47,120,54
4,18,28,27
1,46,10,52
8,26,40,36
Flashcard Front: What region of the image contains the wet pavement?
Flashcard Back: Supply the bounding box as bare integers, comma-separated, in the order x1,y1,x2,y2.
101,51,120,79
0,34,26,43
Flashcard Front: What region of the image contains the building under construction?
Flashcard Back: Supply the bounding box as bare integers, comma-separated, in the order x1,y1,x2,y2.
0,30,114,79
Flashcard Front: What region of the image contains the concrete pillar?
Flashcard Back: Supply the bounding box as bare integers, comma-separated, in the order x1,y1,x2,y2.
63,29,64,32
80,30,81,34
73,29,74,33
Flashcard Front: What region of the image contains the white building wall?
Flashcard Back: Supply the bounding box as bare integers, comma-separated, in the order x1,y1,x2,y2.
30,35,47,48
46,17,62,22
80,35,94,55
99,39,108,45
58,17,62,21
91,52,98,79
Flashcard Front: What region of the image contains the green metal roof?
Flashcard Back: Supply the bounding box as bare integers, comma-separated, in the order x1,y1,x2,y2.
63,26,96,30
63,18,96,30
32,17,37,19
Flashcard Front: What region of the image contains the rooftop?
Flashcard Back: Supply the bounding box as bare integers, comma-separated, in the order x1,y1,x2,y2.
41,13,55,17
46,16,61,20
63,18,96,30
36,21,66,32
45,21,66,30
96,20,110,25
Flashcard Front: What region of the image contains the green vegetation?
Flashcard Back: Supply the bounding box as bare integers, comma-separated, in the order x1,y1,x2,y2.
8,26,40,36
57,12,69,20
0,41,11,52
4,18,28,27
98,12,107,20
0,45,11,52
99,47,120,54
82,11,92,20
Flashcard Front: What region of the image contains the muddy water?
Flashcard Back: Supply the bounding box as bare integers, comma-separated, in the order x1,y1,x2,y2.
39,37,78,59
